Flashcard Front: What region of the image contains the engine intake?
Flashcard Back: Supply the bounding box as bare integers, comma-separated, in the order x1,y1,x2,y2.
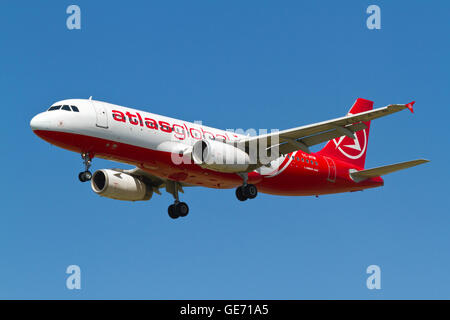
91,169,152,201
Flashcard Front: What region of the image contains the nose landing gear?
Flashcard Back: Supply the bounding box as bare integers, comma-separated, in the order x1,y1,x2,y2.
78,153,93,182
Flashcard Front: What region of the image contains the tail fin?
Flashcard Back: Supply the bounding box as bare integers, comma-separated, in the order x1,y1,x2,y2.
317,98,373,169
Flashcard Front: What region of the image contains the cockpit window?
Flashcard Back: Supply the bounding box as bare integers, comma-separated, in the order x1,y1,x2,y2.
48,104,80,112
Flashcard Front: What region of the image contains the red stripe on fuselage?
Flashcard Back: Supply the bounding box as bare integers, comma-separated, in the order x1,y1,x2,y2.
32,130,383,195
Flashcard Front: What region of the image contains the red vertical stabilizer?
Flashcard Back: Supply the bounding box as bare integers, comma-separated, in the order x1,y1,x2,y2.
317,98,373,169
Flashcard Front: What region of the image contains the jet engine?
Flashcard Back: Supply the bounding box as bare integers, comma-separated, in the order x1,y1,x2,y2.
91,169,153,201
191,139,251,173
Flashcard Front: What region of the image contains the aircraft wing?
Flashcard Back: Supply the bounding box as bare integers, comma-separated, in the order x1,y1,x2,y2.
238,101,415,156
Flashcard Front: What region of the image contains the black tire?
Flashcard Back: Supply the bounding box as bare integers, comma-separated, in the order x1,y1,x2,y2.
78,172,87,182
235,186,247,201
84,171,92,181
245,184,258,199
168,204,179,219
78,171,92,182
176,202,189,217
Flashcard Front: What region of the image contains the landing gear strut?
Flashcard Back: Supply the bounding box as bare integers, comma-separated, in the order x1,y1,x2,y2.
78,153,93,182
166,181,189,219
235,173,258,201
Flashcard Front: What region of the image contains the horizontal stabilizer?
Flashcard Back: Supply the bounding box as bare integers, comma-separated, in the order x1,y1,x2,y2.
350,159,429,182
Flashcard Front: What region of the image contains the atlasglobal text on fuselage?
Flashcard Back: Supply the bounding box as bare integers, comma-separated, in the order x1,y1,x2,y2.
30,97,429,219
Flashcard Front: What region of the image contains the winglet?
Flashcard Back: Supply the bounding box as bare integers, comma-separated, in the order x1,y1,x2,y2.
406,101,415,113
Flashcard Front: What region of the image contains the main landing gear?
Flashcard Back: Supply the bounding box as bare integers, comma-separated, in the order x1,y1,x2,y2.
168,202,189,219
78,153,93,182
166,180,189,219
235,173,258,201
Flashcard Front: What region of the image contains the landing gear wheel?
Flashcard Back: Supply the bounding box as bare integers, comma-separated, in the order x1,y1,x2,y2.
78,171,92,182
168,202,189,219
236,184,258,201
168,204,179,219
236,186,247,201
245,184,258,199
84,171,92,181
176,202,189,217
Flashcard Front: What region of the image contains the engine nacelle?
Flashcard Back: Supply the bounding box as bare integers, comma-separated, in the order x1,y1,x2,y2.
91,169,152,201
192,139,250,173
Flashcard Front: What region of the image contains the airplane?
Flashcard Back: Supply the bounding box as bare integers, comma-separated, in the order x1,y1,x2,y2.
30,97,429,219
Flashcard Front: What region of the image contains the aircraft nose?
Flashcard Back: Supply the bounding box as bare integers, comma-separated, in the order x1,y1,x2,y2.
30,113,51,131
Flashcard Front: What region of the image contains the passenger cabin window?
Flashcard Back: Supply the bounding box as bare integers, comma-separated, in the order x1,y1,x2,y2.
62,105,71,111
71,106,79,112
48,105,61,111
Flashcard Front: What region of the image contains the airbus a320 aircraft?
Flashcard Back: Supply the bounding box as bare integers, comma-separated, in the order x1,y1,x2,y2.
30,98,428,219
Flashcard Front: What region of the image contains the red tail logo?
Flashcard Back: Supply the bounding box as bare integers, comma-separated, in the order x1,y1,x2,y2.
332,126,368,160
318,98,373,169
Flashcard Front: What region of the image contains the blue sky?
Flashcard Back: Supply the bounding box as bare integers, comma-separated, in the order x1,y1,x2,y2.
0,0,449,299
